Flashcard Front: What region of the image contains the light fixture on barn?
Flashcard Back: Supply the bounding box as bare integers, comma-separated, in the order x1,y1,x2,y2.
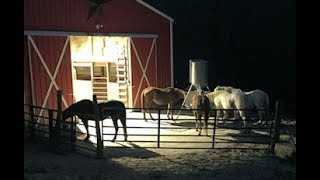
96,24,103,29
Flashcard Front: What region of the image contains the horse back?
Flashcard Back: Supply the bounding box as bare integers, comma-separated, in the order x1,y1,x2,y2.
63,99,94,120
192,95,210,112
99,100,126,119
143,87,176,105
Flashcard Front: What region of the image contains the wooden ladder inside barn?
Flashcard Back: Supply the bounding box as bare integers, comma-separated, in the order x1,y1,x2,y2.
117,58,128,106
92,62,108,103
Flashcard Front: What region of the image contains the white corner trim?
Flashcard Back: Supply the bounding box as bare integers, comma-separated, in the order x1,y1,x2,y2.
136,0,174,22
27,36,35,105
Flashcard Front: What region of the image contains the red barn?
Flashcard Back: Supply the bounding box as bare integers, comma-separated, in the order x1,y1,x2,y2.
24,0,174,115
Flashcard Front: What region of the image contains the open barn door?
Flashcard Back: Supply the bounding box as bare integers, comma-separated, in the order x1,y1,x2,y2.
70,36,130,106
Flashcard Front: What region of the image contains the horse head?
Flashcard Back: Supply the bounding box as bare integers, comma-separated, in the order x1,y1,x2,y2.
175,88,187,100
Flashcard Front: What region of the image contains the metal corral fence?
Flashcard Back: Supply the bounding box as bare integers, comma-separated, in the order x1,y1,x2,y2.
24,102,283,159
101,108,275,149
24,104,98,157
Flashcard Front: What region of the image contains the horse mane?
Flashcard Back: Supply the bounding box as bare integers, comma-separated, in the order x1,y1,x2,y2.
214,86,238,94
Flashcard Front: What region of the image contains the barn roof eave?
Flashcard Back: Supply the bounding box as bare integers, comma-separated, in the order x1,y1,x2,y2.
24,30,159,38
136,0,174,22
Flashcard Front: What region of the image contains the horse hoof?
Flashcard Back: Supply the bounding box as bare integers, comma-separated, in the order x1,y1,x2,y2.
111,139,115,142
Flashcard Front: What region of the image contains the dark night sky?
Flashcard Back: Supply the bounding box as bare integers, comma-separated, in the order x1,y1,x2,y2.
144,0,296,113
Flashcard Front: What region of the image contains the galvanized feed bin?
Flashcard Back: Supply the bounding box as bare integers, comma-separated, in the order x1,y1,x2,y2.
189,59,208,88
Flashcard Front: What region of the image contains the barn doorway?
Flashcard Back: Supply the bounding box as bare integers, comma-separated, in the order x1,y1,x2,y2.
70,36,131,107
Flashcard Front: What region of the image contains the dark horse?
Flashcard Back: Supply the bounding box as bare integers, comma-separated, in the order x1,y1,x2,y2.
62,99,127,142
192,93,210,136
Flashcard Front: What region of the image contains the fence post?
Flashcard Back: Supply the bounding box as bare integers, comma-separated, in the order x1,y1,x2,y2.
93,95,103,158
48,109,53,142
55,90,63,141
70,116,76,152
268,110,275,150
157,109,161,148
29,105,35,139
270,101,281,152
212,109,217,149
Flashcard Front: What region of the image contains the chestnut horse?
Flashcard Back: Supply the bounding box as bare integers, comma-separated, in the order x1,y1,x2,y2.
192,94,210,136
141,86,186,121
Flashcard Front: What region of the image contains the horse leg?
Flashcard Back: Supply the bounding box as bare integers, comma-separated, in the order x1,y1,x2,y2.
170,104,174,120
194,113,199,132
146,103,155,120
239,110,251,134
204,112,209,136
120,117,128,141
223,110,228,127
198,116,202,136
143,110,147,122
143,106,154,121
111,118,119,142
82,119,90,141
149,111,155,120
166,104,170,119
260,111,268,125
167,104,174,120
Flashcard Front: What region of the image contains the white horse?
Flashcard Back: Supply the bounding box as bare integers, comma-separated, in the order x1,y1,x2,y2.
214,86,270,124
207,87,254,133
245,89,270,124
213,86,246,119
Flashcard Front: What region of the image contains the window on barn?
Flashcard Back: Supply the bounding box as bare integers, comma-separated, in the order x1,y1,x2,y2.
75,66,91,80
108,62,117,82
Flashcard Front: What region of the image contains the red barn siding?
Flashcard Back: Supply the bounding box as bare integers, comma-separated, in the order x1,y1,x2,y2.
26,36,73,110
24,0,172,108
131,38,157,108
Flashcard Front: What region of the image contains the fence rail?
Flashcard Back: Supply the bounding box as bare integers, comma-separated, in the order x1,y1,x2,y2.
24,106,278,158
24,91,292,158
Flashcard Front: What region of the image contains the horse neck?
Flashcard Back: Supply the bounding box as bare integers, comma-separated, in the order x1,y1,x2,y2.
62,108,73,120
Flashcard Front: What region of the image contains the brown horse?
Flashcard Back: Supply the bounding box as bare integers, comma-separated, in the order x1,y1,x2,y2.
141,86,186,121
192,94,210,136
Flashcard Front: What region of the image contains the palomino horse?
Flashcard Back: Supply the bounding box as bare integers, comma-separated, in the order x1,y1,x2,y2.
192,93,210,136
141,86,186,121
62,99,127,142
207,88,254,133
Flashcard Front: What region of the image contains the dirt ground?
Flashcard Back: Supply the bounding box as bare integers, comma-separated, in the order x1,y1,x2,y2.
24,138,296,180
25,111,296,180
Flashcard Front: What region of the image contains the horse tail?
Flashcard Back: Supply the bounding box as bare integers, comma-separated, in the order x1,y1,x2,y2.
141,89,145,113
141,89,147,121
